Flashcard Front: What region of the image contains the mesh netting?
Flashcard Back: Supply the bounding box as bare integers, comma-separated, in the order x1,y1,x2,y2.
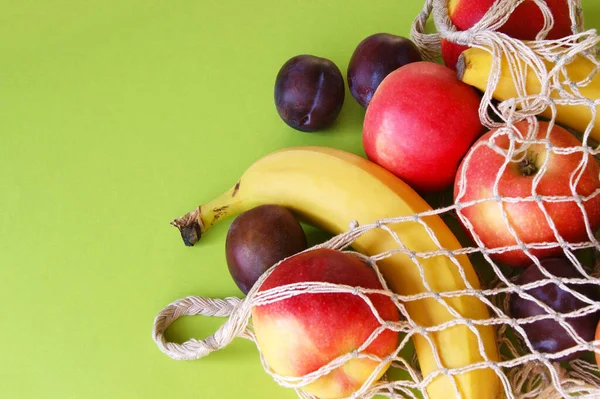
152,1,600,398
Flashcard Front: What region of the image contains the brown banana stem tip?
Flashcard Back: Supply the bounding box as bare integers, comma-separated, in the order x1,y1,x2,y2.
455,54,466,80
170,207,202,247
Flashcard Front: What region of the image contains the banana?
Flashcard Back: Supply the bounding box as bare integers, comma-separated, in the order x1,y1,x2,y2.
172,146,500,399
457,46,600,143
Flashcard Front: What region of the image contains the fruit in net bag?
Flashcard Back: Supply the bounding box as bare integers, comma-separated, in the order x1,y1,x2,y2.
172,146,501,399
509,257,600,362
456,46,600,143
441,0,573,70
251,248,400,399
454,120,600,267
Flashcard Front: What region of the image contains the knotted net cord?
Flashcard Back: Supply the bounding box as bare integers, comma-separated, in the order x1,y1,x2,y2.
152,1,600,398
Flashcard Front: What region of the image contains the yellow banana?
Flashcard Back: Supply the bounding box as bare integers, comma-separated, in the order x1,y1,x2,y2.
172,146,500,399
457,46,600,142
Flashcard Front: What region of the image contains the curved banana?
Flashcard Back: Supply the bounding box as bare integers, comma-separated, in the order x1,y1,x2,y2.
172,146,500,399
457,46,600,143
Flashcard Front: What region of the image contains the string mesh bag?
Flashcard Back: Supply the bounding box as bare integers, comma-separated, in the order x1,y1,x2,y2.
151,0,600,398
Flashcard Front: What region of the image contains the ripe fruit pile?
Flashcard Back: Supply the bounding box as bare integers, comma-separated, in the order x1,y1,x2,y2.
162,1,600,398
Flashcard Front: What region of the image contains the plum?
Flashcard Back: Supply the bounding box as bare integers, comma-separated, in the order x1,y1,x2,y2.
274,54,345,132
347,33,422,108
509,258,600,362
225,204,308,294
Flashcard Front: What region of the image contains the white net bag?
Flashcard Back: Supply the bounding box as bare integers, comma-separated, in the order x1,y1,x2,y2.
152,1,600,398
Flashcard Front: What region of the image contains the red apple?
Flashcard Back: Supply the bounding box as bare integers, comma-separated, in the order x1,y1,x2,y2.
251,248,399,399
595,319,600,370
454,120,600,267
442,0,572,70
363,61,484,193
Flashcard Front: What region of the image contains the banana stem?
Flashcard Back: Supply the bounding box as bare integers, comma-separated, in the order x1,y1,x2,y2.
455,53,467,81
171,207,203,246
171,182,244,246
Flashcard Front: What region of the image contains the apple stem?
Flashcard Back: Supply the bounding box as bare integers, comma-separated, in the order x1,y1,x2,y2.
519,151,539,176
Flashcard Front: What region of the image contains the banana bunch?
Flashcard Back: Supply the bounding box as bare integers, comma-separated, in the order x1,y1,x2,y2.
172,146,500,399
457,46,600,143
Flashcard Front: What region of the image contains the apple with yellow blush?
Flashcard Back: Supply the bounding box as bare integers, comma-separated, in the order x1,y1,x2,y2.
251,248,400,399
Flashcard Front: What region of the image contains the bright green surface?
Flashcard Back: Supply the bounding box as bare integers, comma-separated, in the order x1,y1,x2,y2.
2,1,600,398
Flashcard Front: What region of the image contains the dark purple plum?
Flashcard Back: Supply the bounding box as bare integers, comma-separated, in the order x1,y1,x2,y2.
274,55,345,132
347,33,422,108
509,258,600,362
225,204,308,294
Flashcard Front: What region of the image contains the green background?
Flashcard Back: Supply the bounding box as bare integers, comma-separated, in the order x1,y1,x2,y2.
2,1,600,398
